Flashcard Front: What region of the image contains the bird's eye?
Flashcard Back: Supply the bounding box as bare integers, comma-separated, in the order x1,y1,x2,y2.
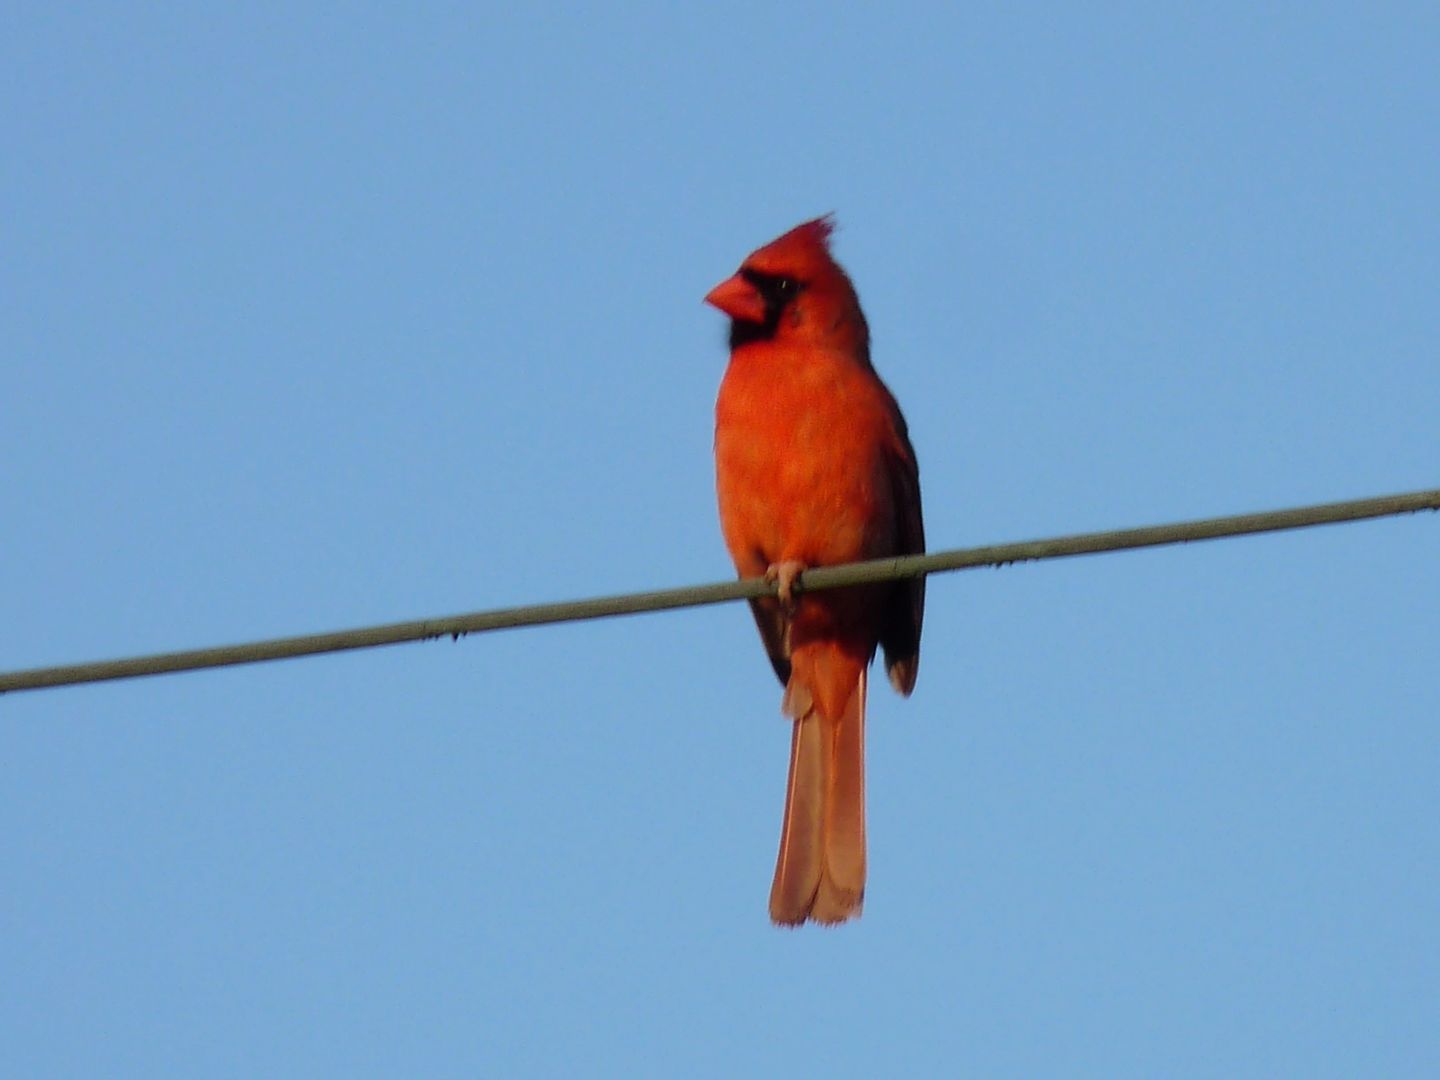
739,269,802,312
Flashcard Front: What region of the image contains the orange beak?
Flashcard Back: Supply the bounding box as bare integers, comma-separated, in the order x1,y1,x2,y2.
704,273,767,323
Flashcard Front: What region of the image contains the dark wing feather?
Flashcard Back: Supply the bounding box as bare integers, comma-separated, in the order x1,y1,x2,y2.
878,409,925,696
748,596,792,686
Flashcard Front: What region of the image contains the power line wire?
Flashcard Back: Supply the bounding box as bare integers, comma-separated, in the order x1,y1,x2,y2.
2,487,1436,695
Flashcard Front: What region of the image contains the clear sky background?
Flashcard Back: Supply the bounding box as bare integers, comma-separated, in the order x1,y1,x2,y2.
5,4,1439,1077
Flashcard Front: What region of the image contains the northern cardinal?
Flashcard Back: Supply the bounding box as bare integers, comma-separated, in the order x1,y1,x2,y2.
707,217,925,926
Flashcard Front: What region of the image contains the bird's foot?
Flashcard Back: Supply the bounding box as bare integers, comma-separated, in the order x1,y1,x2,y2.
765,560,807,613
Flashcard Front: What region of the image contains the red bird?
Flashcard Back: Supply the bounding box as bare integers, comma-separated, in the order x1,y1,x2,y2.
707,217,925,926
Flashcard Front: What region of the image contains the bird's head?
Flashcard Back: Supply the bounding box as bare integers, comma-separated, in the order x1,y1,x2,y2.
705,215,869,356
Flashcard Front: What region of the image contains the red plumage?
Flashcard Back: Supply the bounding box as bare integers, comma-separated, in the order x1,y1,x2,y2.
707,217,925,925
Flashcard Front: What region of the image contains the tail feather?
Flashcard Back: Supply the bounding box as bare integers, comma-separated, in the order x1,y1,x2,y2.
769,708,826,924
769,650,867,927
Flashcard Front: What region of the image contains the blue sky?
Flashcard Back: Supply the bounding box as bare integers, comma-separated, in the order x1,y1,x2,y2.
4,4,1439,1076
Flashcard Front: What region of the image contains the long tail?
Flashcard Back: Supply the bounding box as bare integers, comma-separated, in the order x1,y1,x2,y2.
770,646,867,926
